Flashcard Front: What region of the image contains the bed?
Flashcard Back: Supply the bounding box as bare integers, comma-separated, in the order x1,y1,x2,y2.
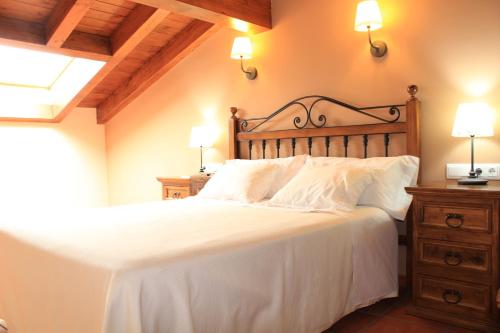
0,85,421,333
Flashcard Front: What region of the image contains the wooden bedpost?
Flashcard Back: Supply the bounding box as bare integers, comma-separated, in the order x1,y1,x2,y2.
229,107,239,159
406,85,421,167
405,84,420,292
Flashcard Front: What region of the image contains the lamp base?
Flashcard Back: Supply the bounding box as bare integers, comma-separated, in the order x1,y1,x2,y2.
457,177,488,185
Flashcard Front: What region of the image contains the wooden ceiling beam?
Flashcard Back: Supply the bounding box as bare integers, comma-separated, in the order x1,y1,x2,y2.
62,31,112,61
96,20,217,123
0,16,111,61
53,5,170,121
111,5,169,56
45,0,94,47
130,0,271,33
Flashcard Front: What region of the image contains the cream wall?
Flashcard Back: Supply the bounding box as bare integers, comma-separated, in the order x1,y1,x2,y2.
105,0,500,205
0,108,108,208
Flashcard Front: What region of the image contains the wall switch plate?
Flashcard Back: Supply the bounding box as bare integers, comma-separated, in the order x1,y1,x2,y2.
446,163,500,180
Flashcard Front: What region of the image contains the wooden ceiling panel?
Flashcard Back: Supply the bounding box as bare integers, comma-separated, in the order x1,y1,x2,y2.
154,13,192,35
53,4,169,121
130,13,193,53
45,0,96,47
88,71,142,99
13,0,58,8
83,8,131,22
77,16,122,36
90,1,134,16
75,0,136,37
0,15,111,61
79,60,161,107
79,12,193,107
133,0,271,33
98,0,136,10
96,19,216,123
0,0,56,24
78,92,108,107
142,31,172,47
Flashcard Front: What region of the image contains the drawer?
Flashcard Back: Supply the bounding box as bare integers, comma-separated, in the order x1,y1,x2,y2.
415,275,491,320
417,239,491,274
419,202,491,234
163,186,190,199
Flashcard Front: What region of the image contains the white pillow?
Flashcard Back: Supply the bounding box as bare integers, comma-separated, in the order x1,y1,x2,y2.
226,155,308,197
308,155,419,220
197,162,280,202
269,163,375,212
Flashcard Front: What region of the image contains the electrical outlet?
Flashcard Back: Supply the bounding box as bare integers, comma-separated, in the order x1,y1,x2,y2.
447,163,500,180
487,167,498,178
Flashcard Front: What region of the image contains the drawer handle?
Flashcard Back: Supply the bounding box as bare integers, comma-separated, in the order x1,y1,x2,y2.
444,251,463,266
442,289,462,304
173,192,181,199
471,255,484,265
445,213,464,228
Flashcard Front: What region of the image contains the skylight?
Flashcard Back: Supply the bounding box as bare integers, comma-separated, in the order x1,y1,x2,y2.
0,45,105,119
0,45,73,88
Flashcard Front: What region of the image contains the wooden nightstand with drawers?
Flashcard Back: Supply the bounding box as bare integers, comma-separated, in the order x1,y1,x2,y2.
157,175,210,200
405,184,500,332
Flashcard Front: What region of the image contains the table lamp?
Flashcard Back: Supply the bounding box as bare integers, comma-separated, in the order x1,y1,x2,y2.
452,102,494,185
190,126,216,173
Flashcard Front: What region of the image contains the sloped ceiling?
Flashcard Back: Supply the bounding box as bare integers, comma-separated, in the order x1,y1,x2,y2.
0,0,271,123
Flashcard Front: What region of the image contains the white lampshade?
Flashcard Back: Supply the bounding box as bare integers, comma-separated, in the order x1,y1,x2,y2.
354,0,383,32
230,37,253,60
189,126,216,148
452,102,494,138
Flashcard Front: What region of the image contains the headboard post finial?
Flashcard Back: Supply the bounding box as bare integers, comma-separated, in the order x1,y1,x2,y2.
230,107,238,119
407,85,418,100
228,107,239,159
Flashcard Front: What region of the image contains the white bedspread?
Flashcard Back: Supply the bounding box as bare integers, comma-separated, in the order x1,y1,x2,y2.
0,198,397,333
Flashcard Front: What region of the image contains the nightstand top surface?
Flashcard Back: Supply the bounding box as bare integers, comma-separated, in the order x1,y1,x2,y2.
157,174,210,182
406,182,500,196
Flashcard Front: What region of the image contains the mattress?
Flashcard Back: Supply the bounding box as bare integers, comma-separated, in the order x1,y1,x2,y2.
0,198,398,333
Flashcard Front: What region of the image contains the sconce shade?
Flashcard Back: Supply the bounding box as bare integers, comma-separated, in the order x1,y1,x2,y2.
452,102,494,138
189,126,216,148
230,37,253,59
355,0,383,31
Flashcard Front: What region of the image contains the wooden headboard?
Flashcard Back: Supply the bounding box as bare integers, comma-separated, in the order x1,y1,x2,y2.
228,85,421,172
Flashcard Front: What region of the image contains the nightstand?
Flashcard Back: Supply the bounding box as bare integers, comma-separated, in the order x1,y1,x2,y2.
157,175,210,200
405,184,500,332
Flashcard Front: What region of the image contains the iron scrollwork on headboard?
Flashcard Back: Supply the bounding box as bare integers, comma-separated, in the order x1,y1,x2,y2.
240,95,404,133
229,85,419,167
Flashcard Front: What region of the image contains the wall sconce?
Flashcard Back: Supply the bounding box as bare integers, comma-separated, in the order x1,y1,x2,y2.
230,36,258,80
354,0,387,57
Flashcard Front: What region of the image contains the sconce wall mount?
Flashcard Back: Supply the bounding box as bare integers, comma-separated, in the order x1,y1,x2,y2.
367,26,387,57
238,56,258,80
